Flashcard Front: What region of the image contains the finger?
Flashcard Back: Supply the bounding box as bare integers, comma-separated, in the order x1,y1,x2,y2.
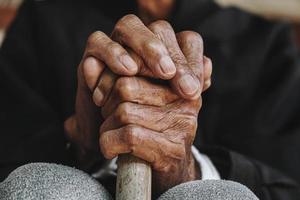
93,51,209,109
101,102,168,132
203,56,212,91
81,56,105,91
176,31,205,93
101,77,179,118
91,49,155,106
112,14,176,79
99,124,185,171
85,31,138,76
148,21,201,100
92,45,212,106
92,68,117,106
126,48,154,77
100,102,198,144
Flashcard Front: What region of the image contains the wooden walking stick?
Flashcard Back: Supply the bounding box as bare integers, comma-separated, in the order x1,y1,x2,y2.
116,154,152,200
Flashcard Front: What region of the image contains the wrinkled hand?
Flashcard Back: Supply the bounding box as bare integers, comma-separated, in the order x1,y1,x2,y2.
64,15,212,171
84,15,204,104
99,61,212,195
99,77,199,195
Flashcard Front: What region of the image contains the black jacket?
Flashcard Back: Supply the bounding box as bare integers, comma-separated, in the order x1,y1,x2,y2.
0,0,300,199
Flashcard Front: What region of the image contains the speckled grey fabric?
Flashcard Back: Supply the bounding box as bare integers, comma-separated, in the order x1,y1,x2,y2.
157,180,259,200
0,163,112,200
0,164,258,200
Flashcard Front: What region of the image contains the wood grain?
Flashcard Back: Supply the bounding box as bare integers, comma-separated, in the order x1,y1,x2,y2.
116,154,152,200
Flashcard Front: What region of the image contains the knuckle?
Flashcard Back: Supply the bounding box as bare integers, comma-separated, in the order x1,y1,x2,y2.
142,39,166,58
187,97,202,111
168,51,187,66
205,58,213,75
115,102,134,125
115,14,139,32
143,39,162,51
107,41,123,56
185,116,198,142
205,56,213,66
204,79,211,90
189,60,201,68
115,77,135,100
119,14,139,24
99,132,114,159
149,20,172,31
166,142,186,160
87,31,106,47
123,125,140,146
176,66,190,76
185,116,198,129
115,77,129,90
196,98,203,109
179,116,198,140
181,31,203,45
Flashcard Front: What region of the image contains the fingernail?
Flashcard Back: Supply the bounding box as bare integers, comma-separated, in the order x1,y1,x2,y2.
178,74,199,96
159,56,176,76
120,55,138,73
93,88,104,106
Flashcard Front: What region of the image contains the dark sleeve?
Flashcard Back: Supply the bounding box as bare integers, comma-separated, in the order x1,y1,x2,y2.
0,1,73,181
200,147,300,200
196,14,300,184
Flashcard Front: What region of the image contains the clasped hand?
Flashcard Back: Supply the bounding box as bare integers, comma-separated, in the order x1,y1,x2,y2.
65,14,212,194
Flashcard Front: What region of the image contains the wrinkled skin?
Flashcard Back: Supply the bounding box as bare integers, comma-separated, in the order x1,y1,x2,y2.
99,74,205,195
64,15,212,194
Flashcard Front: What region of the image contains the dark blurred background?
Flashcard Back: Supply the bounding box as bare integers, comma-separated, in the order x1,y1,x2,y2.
1,0,300,46
0,0,22,44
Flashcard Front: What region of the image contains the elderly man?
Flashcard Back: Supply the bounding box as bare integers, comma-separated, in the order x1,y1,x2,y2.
0,0,300,199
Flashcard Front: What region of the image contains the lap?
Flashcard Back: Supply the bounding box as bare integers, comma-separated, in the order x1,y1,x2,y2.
0,163,257,200
0,163,112,200
157,180,258,200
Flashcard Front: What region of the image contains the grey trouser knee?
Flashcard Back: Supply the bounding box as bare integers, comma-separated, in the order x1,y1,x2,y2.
0,163,112,200
157,180,259,200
